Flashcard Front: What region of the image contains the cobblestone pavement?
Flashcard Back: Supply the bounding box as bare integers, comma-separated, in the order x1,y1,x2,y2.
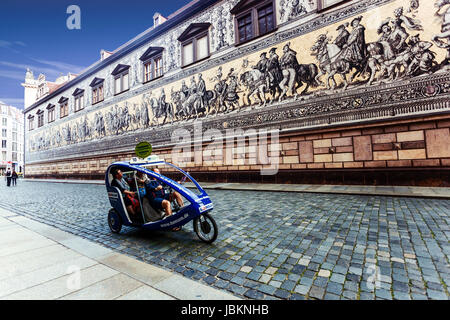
1,180,449,300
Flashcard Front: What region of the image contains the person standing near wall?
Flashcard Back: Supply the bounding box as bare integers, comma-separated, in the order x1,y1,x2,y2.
5,169,11,187
11,170,18,186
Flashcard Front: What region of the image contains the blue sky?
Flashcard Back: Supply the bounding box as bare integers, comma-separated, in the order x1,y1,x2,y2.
0,0,191,110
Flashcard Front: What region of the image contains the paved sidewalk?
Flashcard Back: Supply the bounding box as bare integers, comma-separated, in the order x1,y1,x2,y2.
0,207,239,300
24,178,450,199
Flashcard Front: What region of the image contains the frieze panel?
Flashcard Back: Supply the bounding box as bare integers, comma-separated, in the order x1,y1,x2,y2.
27,71,450,163
26,0,450,162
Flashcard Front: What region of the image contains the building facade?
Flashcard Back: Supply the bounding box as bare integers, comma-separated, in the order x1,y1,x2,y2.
0,101,24,174
23,0,450,186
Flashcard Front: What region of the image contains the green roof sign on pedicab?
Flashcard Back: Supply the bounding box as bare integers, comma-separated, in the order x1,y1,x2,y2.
135,141,153,159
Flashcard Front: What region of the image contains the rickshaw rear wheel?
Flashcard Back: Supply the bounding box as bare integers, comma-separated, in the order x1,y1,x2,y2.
108,208,122,234
193,212,218,244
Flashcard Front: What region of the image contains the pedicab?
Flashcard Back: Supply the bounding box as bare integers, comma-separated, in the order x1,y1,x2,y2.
105,154,218,243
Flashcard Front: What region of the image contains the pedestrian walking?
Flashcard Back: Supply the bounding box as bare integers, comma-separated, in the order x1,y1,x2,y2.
5,169,11,187
11,170,18,186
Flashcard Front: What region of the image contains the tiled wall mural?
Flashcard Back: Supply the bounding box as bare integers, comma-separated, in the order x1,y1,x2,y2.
27,0,450,157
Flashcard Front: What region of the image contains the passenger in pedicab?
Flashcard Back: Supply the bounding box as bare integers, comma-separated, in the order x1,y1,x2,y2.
145,168,184,218
111,167,139,217
135,171,148,198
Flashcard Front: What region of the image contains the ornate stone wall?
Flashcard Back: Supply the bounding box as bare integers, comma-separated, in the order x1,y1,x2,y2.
24,0,450,185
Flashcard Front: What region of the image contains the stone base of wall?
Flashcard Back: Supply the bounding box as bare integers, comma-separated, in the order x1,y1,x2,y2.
24,169,450,187
25,114,450,187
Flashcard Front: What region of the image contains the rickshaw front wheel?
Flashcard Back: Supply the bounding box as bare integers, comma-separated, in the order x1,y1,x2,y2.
108,208,122,234
193,212,218,244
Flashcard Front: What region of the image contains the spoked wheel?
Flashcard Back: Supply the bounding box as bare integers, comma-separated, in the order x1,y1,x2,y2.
108,208,122,234
193,212,218,243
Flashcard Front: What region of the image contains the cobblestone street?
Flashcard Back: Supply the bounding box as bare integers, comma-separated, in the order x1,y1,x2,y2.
1,180,449,300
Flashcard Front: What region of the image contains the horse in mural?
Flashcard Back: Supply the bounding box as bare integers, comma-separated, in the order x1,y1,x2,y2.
171,88,214,120
240,69,269,107
294,63,321,95
144,93,176,126
119,103,133,132
311,35,354,90
182,91,206,119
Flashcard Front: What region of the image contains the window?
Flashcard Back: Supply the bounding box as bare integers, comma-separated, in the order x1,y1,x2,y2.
2,118,6,126
1,151,5,160
231,0,276,45
111,64,130,95
38,85,45,97
72,88,85,112
2,129,6,138
47,104,55,123
92,85,103,104
196,35,209,60
74,95,84,112
183,42,194,66
114,72,129,94
60,102,68,118
140,47,164,83
12,132,17,141
238,13,253,43
12,152,17,162
317,0,349,12
144,56,163,82
144,61,152,82
2,140,6,148
58,97,69,118
37,111,44,128
178,23,211,67
12,142,17,152
28,116,34,131
90,77,105,105
257,4,274,35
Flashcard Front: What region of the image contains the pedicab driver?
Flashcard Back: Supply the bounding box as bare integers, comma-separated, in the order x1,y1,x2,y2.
146,168,184,217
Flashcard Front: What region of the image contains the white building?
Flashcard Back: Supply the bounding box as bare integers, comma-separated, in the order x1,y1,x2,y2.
0,101,24,174
21,68,77,109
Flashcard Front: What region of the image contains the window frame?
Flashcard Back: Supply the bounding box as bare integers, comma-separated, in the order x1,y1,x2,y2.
114,71,130,96
232,0,277,46
90,77,105,105
37,111,44,128
47,105,55,123
181,31,210,67
92,84,104,105
74,94,84,113
143,54,163,83
177,22,211,68
60,102,69,119
111,64,130,96
28,116,34,131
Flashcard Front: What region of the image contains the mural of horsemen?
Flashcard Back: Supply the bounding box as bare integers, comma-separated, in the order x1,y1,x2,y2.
28,0,450,153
